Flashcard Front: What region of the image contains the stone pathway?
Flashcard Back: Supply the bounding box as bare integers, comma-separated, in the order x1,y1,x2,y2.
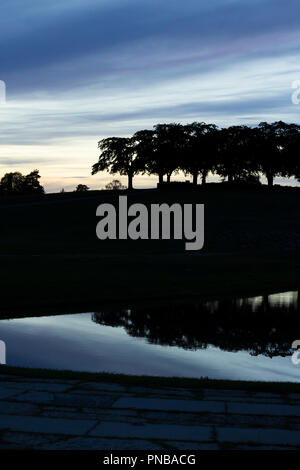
0,374,300,450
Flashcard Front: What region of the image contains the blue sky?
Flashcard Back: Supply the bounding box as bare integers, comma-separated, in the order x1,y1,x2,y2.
1,0,300,191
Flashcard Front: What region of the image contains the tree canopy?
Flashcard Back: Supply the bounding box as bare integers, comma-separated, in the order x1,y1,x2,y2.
92,121,300,188
75,184,89,192
0,170,44,195
92,137,138,190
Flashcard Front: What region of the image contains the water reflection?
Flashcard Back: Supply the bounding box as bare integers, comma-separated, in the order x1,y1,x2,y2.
92,291,300,358
0,291,299,381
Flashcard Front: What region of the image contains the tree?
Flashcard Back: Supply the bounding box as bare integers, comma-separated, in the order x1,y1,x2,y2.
91,120,300,189
75,184,89,192
275,122,300,182
0,170,44,194
217,126,258,183
0,172,25,194
105,179,126,190
92,137,138,190
284,134,300,181
287,134,300,182
183,122,218,185
23,170,44,194
134,123,185,184
156,123,186,182
91,293,300,357
133,129,158,179
253,121,300,187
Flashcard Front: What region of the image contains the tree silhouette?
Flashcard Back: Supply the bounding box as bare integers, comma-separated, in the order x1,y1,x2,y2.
92,137,138,190
133,129,159,180
154,123,186,183
23,170,44,194
134,124,185,184
105,179,126,190
252,121,300,186
92,293,299,358
92,121,300,188
183,122,218,185
0,170,44,194
278,122,300,181
217,126,258,183
75,184,89,192
0,172,25,194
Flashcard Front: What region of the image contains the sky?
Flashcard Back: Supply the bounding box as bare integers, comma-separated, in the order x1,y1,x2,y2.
1,0,300,192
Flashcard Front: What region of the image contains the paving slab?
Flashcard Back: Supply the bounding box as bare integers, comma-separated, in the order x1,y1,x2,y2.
71,389,128,398
217,426,300,446
0,388,22,400
77,382,126,393
0,381,71,392
0,414,97,436
55,393,116,408
113,397,225,413
140,410,226,425
90,421,213,441
14,391,55,404
127,386,194,397
289,394,300,401
0,400,39,415
228,402,300,417
233,445,299,450
203,389,249,401
39,437,165,450
1,374,300,450
167,441,219,450
254,392,285,399
0,431,63,448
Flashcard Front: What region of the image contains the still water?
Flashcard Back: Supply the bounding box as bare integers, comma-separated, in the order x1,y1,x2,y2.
0,291,300,382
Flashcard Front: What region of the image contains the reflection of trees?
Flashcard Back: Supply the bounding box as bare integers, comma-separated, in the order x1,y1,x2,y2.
92,293,300,358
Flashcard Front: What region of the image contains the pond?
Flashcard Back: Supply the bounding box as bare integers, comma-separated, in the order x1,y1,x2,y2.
0,290,300,382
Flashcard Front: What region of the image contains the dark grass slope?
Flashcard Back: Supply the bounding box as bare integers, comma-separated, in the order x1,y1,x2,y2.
2,364,300,393
0,185,299,314
1,185,300,255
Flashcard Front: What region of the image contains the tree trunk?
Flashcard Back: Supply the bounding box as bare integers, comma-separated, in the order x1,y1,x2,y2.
228,174,233,184
262,295,269,312
158,173,164,185
192,172,198,186
201,172,207,185
266,172,274,187
167,173,171,183
128,173,133,190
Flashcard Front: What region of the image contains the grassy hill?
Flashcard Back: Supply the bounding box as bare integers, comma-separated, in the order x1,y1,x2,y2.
0,184,299,314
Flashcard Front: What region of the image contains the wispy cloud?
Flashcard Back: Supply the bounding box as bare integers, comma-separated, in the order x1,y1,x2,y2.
1,0,300,191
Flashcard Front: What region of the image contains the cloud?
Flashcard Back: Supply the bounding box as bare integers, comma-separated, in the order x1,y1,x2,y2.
0,158,50,166
1,0,300,95
1,0,300,191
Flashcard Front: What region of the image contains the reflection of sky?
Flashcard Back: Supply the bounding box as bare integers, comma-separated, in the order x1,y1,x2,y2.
0,297,300,382
268,291,299,307
215,290,298,312
1,1,300,192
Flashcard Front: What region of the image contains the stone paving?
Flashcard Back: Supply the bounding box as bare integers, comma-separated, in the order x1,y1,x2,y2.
0,374,300,450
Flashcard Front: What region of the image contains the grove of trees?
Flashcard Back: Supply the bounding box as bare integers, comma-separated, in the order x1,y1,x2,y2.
75,184,89,192
0,169,44,195
92,121,300,188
